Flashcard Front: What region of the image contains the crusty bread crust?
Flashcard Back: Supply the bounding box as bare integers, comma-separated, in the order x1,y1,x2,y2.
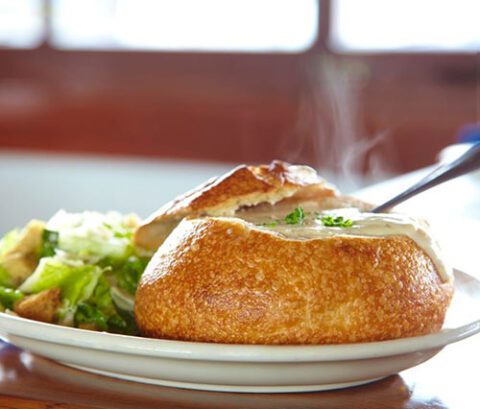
134,161,336,250
135,217,454,345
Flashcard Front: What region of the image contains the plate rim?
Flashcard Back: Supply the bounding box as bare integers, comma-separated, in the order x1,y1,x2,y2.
1,269,479,363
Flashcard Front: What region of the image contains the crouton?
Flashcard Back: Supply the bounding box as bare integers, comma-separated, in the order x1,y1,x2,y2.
14,287,61,323
1,220,45,285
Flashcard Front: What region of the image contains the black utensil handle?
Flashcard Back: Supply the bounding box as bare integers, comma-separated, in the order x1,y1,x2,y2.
372,143,480,213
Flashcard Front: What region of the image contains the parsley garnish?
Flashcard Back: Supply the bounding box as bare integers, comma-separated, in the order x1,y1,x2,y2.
262,221,279,227
285,207,305,225
319,215,354,228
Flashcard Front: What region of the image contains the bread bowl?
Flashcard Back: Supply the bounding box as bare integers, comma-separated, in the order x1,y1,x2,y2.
135,161,454,344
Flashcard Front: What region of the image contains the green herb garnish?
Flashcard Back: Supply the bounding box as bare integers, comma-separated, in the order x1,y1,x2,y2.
39,229,59,258
262,221,279,227
319,215,354,228
285,207,305,225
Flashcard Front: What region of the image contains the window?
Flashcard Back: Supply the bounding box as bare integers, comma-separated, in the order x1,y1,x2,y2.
330,0,480,52
48,0,319,53
0,0,44,48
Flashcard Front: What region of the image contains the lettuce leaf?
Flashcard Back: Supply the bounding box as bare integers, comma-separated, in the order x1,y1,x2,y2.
74,303,109,331
39,229,59,258
0,265,13,288
0,229,21,258
0,229,21,287
99,255,150,295
92,276,116,314
75,275,138,334
117,256,150,295
74,302,138,334
19,257,102,323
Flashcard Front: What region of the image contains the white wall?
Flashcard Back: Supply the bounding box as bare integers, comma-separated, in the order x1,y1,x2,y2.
0,151,232,232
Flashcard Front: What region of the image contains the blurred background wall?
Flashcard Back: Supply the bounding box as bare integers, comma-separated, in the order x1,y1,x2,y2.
0,0,478,173
0,0,479,229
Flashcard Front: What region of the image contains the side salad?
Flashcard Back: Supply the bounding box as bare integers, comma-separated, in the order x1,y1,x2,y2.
0,210,152,335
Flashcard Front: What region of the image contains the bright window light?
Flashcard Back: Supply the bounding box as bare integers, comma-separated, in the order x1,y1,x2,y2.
330,0,480,52
0,0,44,48
50,0,319,53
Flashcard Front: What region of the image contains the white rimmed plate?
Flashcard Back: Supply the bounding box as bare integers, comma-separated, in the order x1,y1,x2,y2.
0,269,479,393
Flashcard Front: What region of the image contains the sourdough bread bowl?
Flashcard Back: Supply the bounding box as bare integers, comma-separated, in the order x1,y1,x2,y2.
134,161,454,344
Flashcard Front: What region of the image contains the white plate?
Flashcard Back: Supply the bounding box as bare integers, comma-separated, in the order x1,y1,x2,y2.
0,269,479,393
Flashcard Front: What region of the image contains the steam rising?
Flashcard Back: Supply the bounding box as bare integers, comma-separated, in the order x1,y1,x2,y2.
277,56,395,191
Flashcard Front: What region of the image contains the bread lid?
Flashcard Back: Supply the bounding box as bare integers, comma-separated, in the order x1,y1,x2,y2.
134,160,337,250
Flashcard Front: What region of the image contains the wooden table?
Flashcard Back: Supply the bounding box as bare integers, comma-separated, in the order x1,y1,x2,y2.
1,167,479,408
0,334,479,409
